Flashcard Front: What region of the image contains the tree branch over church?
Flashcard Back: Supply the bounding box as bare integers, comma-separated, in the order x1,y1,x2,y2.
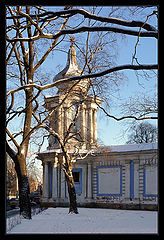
6,25,158,42
6,63,157,100
6,7,158,42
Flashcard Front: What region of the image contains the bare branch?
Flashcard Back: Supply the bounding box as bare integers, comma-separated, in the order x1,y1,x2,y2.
6,128,20,149
6,92,15,114
7,8,157,32
96,102,158,121
6,141,18,162
7,63,158,97
14,8,43,35
72,149,94,162
33,15,70,71
132,11,157,63
6,25,158,43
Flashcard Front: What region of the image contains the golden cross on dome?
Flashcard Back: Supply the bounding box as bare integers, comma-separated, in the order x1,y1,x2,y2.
70,36,75,47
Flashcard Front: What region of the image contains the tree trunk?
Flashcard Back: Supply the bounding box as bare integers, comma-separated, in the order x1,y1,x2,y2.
6,142,32,219
65,174,78,214
15,154,32,219
18,175,31,219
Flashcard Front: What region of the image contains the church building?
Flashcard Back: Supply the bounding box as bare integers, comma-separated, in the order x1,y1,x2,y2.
37,42,158,210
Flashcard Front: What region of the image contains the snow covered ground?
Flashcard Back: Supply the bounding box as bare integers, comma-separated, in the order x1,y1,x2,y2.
7,207,158,234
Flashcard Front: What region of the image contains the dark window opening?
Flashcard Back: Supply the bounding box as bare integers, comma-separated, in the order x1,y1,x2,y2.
72,171,80,183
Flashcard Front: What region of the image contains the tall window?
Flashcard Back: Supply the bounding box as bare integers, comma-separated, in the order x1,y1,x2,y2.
72,168,82,194
72,171,80,183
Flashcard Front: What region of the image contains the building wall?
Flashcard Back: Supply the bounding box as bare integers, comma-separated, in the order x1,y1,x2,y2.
72,149,158,210
39,149,158,210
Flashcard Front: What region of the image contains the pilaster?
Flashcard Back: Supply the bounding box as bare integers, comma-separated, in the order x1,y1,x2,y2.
52,155,58,201
81,105,86,142
58,107,63,137
43,162,49,199
93,109,97,144
86,162,92,200
88,107,93,143
61,156,66,200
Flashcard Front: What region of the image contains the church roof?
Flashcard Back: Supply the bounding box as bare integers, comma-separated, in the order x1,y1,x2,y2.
95,142,157,153
37,142,157,156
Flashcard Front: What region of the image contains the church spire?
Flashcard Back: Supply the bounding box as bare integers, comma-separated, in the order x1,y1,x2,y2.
67,37,79,69
70,36,75,47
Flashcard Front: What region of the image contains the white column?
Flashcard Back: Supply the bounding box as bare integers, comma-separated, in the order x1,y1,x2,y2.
61,156,65,200
53,111,57,132
52,156,58,200
57,107,63,137
64,107,68,137
43,162,49,198
81,106,86,142
124,161,130,201
88,107,93,143
61,168,65,200
87,163,92,199
93,109,97,144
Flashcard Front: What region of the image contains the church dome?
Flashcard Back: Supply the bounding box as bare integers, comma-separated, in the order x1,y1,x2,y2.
53,42,88,93
54,43,81,81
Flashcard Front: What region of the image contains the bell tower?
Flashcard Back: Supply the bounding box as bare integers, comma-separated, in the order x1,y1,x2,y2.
44,41,102,151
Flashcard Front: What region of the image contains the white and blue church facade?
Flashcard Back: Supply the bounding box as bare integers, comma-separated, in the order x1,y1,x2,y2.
37,43,158,210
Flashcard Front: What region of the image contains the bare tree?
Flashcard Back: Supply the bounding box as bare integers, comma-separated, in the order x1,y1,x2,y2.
26,151,42,193
6,5,72,218
6,6,158,217
126,122,157,144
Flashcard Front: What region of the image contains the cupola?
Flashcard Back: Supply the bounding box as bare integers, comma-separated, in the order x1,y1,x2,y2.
53,41,89,93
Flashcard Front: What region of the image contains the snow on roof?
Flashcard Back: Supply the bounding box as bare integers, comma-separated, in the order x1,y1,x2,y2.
95,142,157,153
38,149,61,154
38,142,157,156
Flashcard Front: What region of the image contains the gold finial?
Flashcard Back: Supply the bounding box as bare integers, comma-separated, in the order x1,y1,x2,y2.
70,36,75,47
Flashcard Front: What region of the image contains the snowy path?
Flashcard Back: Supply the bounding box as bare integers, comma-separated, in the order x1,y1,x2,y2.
7,207,158,234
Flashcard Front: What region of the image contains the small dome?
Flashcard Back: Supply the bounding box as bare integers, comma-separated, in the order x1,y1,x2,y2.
53,44,82,90
53,43,90,94
54,44,81,81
